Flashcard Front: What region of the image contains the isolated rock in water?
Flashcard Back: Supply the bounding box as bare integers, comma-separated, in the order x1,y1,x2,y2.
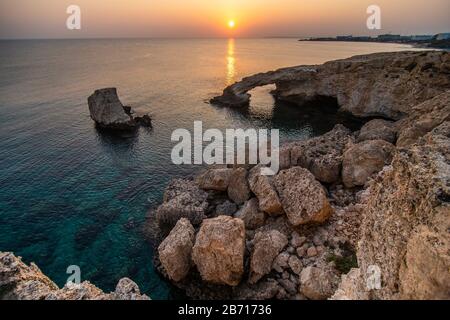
0,252,149,300
158,218,195,282
342,140,395,188
192,216,245,286
234,198,266,230
134,114,152,127
288,125,353,183
249,230,288,284
300,266,340,300
196,168,233,192
156,179,208,228
396,90,450,147
358,119,396,144
227,168,251,205
88,88,137,130
274,167,333,226
358,122,450,299
248,165,283,215
88,88,152,130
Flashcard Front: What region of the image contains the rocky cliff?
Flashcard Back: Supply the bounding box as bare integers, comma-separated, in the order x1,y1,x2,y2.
211,51,450,120
0,252,149,300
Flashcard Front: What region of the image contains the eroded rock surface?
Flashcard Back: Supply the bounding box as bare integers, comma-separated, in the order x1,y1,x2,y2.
249,230,288,284
0,252,149,300
357,122,450,299
286,125,353,183
248,165,283,215
274,167,333,226
158,218,195,282
156,179,208,228
342,140,395,188
192,216,245,286
88,88,151,130
358,119,397,144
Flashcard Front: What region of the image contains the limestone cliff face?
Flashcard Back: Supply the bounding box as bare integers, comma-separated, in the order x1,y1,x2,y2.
0,252,149,300
212,51,450,120
356,121,450,300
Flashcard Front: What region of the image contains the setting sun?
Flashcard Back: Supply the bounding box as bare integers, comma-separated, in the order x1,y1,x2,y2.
228,20,236,29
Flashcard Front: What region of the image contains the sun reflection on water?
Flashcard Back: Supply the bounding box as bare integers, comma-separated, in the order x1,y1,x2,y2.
226,38,236,85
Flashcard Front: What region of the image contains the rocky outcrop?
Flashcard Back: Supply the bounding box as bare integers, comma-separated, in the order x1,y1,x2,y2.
227,168,251,205
274,167,333,226
286,125,353,183
156,179,208,229
300,265,340,300
196,168,233,192
158,218,195,282
396,90,450,148
88,88,151,130
248,165,283,215
0,252,149,300
211,51,450,120
249,230,288,284
342,140,395,188
356,122,450,300
358,119,397,144
234,198,266,230
192,216,245,286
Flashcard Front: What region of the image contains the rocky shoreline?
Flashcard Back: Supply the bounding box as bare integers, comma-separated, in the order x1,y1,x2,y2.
152,50,449,300
1,50,448,300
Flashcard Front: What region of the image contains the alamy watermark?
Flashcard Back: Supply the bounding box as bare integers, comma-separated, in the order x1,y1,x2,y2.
171,121,280,175
367,5,382,30
66,5,81,30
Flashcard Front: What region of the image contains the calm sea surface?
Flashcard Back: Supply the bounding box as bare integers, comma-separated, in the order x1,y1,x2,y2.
0,39,420,298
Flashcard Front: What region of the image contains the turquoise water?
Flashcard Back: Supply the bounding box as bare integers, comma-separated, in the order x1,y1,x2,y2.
0,39,417,299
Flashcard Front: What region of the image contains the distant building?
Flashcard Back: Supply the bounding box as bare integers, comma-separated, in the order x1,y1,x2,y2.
336,35,354,41
411,35,434,41
435,33,450,40
377,34,402,41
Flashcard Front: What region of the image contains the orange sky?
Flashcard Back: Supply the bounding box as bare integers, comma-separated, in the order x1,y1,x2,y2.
0,0,449,39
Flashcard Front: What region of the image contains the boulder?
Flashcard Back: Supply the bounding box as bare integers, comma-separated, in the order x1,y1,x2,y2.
358,119,396,144
88,88,151,130
158,218,195,282
274,167,333,226
342,140,395,188
248,165,283,215
234,198,266,230
249,230,288,284
227,168,251,204
288,125,353,183
300,266,340,300
215,200,238,216
196,168,233,192
156,179,208,228
112,278,150,300
88,88,137,130
192,216,245,286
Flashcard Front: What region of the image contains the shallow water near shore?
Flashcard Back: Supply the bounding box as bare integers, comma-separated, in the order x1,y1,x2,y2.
0,39,420,299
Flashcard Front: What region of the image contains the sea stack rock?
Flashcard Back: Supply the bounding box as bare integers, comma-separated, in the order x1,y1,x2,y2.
88,88,151,130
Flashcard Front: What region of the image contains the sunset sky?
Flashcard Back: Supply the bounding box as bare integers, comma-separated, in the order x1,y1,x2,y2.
0,0,449,39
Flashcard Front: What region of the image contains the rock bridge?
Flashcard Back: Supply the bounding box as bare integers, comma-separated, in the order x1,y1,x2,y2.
210,51,450,120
